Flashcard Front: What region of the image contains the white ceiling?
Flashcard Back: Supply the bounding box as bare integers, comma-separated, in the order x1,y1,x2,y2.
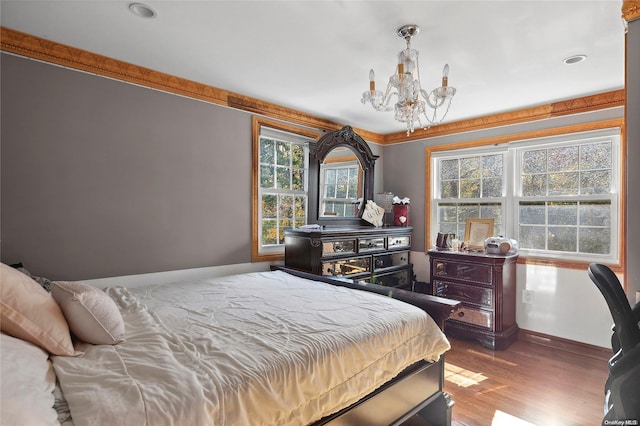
0,0,626,135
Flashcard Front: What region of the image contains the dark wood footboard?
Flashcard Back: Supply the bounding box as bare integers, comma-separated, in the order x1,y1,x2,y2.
274,266,460,329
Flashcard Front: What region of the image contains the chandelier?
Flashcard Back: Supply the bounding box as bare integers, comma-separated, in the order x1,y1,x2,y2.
361,24,456,135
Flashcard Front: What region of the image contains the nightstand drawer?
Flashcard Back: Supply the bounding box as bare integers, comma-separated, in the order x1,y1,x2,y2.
434,280,493,308
432,260,493,285
450,306,493,329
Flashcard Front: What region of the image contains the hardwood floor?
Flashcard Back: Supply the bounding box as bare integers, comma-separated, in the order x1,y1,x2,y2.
411,337,611,426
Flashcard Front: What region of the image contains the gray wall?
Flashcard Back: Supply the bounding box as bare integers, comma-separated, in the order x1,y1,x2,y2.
1,54,253,280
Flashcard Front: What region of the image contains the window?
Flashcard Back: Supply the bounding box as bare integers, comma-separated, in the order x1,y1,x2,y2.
430,127,621,264
252,117,319,261
319,161,361,216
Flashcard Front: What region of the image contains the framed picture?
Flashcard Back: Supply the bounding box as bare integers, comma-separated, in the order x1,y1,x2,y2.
464,218,494,250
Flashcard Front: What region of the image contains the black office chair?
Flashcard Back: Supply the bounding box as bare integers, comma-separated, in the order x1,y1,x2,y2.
587,263,640,423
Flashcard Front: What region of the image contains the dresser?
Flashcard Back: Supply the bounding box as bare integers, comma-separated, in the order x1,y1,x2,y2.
428,249,518,350
284,226,414,290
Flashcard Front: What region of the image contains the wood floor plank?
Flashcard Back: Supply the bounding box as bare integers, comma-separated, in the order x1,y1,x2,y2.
443,338,610,426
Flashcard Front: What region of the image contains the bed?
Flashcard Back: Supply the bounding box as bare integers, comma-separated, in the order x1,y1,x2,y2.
0,262,458,426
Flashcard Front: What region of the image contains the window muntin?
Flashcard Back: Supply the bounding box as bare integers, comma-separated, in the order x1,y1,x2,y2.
434,151,506,241
258,131,309,253
431,129,620,263
515,137,617,260
253,118,317,261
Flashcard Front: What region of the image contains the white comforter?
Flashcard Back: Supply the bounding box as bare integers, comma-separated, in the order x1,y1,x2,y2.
52,270,449,426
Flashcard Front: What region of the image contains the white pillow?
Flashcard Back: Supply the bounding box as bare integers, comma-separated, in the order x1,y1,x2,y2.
0,262,76,356
0,332,59,426
51,281,125,345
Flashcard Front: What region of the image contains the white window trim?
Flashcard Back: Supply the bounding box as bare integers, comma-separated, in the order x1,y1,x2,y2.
257,127,311,257
430,128,621,264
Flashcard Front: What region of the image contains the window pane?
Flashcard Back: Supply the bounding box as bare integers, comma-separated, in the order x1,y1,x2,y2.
460,157,481,179
336,184,347,198
292,169,304,191
522,174,546,196
458,204,479,221
483,177,503,197
262,194,277,218
276,167,291,189
460,179,480,198
278,220,292,244
483,154,503,177
548,202,577,226
279,195,293,219
260,165,274,188
440,159,459,180
295,196,306,219
579,201,611,227
441,180,458,198
438,204,458,223
580,142,611,170
522,149,546,174
519,225,546,249
548,227,577,252
261,220,277,245
579,228,610,254
276,141,290,166
548,146,579,172
291,144,305,168
581,170,611,195
260,138,274,164
519,202,545,225
548,172,579,195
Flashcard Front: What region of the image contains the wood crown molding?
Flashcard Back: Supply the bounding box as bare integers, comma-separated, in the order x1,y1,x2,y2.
382,90,625,144
623,0,640,22
0,26,383,144
0,26,624,146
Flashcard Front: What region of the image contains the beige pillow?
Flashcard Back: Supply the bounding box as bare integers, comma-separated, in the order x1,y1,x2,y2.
0,262,76,356
52,281,125,345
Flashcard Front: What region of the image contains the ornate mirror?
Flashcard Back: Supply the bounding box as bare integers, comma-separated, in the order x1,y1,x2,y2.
308,126,378,226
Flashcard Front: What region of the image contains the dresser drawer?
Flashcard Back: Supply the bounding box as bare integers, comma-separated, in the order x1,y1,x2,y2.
434,280,493,308
322,256,370,277
450,306,493,329
322,239,356,257
373,251,409,271
388,235,411,249
432,260,493,285
358,237,386,252
371,268,412,290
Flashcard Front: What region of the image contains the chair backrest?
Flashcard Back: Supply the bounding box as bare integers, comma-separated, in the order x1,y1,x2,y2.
587,263,640,354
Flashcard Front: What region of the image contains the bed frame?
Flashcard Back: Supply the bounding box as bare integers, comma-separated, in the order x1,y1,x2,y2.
275,267,460,426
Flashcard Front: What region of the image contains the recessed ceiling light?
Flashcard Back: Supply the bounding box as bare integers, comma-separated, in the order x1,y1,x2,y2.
563,54,587,65
129,3,157,18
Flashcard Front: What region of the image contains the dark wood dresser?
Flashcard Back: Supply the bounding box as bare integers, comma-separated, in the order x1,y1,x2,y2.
428,249,518,350
284,226,414,290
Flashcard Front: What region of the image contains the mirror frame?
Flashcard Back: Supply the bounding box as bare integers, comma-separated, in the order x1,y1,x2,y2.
308,126,378,226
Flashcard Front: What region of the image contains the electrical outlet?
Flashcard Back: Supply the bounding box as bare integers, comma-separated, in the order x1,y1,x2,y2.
522,290,534,304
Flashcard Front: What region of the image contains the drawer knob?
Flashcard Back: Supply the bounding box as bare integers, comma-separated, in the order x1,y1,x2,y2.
458,311,465,318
